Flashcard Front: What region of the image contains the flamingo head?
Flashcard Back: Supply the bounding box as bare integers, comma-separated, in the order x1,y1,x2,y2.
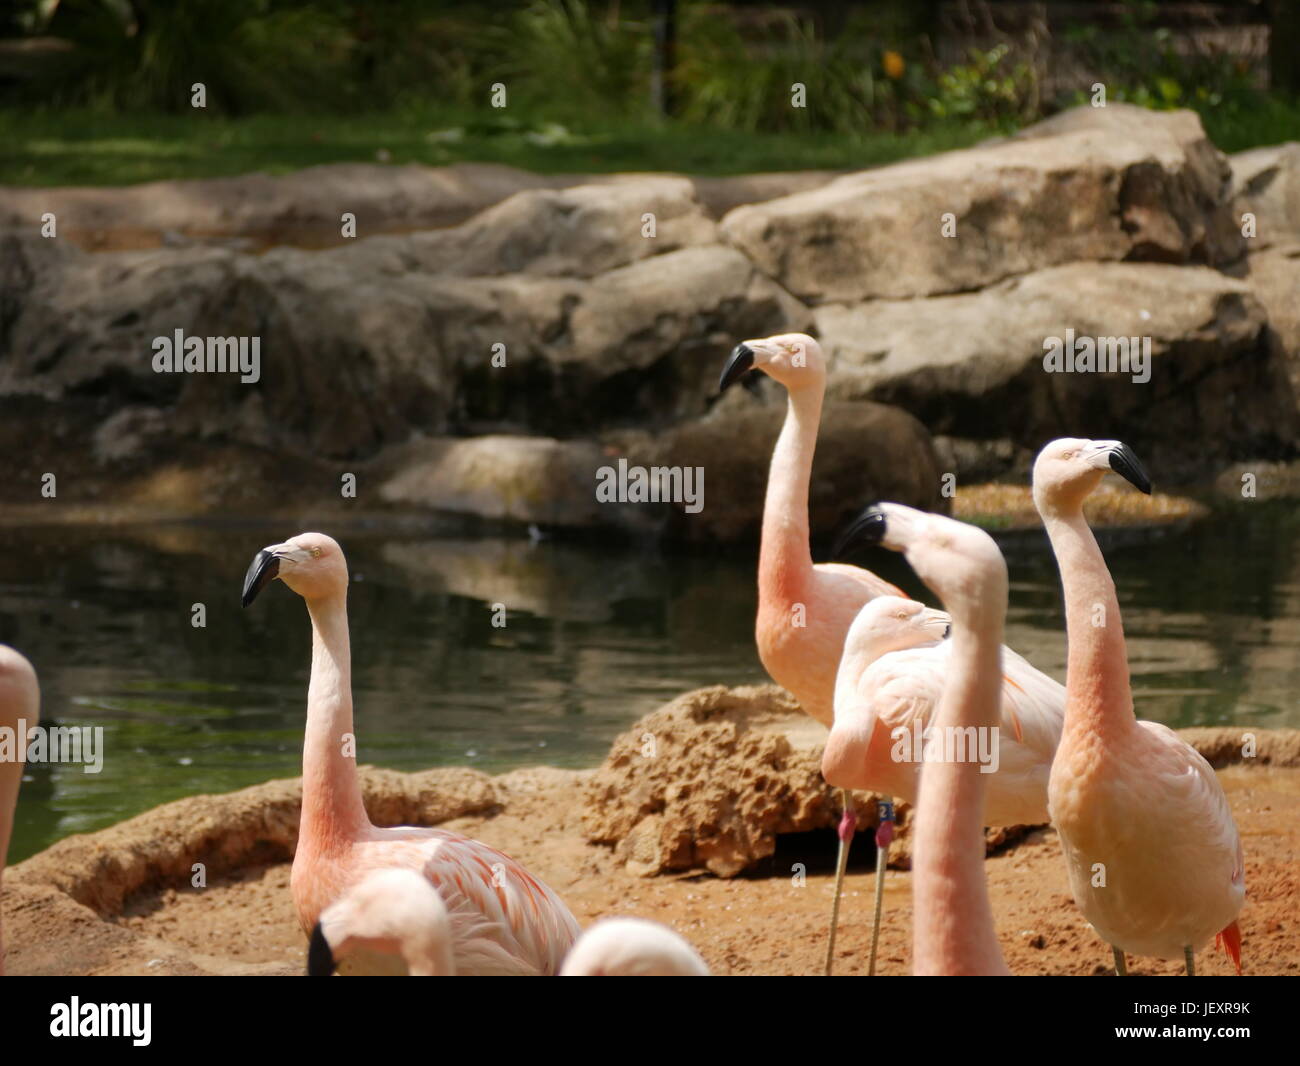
241,531,347,606
718,332,825,394
1032,437,1151,515
843,596,951,663
836,502,1008,624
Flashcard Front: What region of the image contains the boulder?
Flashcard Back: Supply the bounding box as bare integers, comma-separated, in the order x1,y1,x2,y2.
816,261,1297,476
720,103,1244,306
376,435,608,528
1231,142,1300,248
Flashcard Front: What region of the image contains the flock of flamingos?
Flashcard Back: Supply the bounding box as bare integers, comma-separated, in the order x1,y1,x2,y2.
0,331,1245,977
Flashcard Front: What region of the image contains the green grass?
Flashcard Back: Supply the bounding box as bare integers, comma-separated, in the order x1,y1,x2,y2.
0,106,1000,186
3,91,1295,188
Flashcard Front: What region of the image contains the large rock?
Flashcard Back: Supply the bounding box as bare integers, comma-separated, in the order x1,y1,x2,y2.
721,104,1244,306
816,261,1298,476
1231,143,1300,248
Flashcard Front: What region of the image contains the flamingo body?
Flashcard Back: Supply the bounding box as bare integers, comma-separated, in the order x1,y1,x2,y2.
1049,718,1245,962
1033,437,1244,972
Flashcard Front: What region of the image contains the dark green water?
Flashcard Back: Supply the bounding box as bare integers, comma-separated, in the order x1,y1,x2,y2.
6,503,1299,862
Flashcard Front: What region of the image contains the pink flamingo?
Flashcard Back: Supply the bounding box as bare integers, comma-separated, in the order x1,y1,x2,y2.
1032,438,1244,975
844,508,1014,973
719,332,915,973
243,532,581,976
561,918,710,976
830,509,1064,971
310,868,455,976
0,646,38,977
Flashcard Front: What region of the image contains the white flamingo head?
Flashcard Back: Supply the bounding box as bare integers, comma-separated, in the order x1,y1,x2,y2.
309,869,454,977
843,595,951,662
560,917,710,976
241,531,347,606
718,332,826,393
1032,436,1152,515
837,502,1008,622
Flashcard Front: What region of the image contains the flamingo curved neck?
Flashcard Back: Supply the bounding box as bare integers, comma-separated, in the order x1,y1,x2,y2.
303,591,369,849
759,386,823,605
912,613,1008,974
1041,509,1138,741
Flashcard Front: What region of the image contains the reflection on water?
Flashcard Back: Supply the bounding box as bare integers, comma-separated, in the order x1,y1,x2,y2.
6,504,1299,861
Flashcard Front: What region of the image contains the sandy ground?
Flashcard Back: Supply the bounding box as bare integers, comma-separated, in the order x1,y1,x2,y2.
7,761,1297,977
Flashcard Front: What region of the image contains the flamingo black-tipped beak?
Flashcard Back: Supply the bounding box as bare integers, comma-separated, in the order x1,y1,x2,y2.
832,505,888,559
307,921,336,977
1107,443,1152,495
241,549,280,608
718,343,755,393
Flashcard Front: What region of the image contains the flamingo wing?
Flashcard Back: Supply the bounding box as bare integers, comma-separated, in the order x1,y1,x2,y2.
420,835,581,976
1135,721,1245,888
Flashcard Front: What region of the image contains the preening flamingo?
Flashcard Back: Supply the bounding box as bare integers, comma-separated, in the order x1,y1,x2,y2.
843,508,1013,973
0,646,39,977
309,868,455,976
560,918,710,976
242,532,581,976
719,332,917,974
831,509,1064,971
1032,439,1244,976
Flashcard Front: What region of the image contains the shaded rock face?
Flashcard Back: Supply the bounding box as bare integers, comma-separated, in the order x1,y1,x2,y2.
607,396,948,542
3,105,1299,534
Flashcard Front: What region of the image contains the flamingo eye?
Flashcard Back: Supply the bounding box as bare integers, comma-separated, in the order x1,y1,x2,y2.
310,547,322,558
1061,450,1074,461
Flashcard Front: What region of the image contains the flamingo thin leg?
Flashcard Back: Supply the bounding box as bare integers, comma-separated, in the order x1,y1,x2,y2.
867,797,895,977
823,790,857,976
